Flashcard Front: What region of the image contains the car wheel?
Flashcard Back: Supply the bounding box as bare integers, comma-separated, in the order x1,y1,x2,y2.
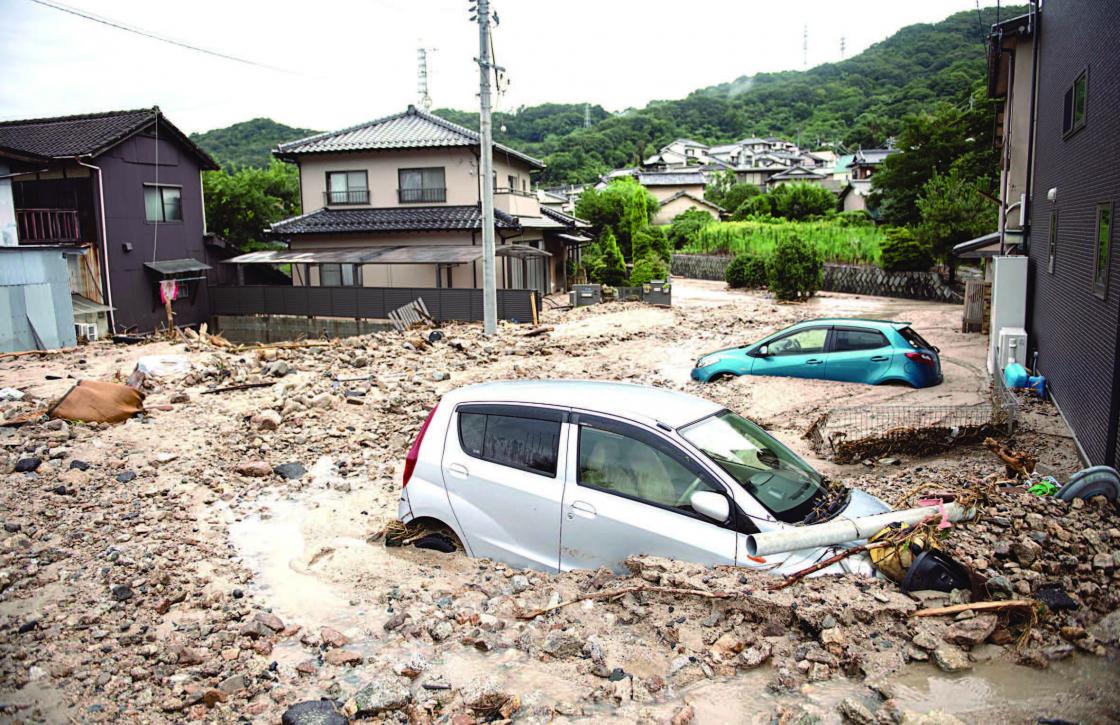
413,534,458,553
1057,466,1120,502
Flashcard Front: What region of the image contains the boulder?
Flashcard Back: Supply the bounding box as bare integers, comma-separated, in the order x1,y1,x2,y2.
943,614,997,648
343,677,412,716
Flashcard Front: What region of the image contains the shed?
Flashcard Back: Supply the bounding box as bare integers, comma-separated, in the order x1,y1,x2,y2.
0,246,82,352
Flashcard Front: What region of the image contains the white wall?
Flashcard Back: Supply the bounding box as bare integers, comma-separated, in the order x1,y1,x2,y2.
0,162,16,247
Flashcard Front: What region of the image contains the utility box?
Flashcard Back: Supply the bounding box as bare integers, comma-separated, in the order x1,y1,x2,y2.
988,256,1028,374
643,280,672,306
570,284,602,307
997,327,1028,370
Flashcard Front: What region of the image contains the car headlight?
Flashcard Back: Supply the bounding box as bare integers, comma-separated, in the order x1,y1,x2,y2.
696,355,725,368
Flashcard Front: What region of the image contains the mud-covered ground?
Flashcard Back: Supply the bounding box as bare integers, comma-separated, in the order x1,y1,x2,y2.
1,280,1118,724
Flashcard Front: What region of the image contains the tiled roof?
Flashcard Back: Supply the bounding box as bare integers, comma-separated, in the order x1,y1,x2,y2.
769,165,829,180
854,148,895,164
637,171,707,186
0,107,217,168
275,106,543,169
269,205,520,236
659,190,724,212
540,205,590,228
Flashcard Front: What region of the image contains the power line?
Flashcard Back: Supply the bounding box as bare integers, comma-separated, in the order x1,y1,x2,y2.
25,0,295,73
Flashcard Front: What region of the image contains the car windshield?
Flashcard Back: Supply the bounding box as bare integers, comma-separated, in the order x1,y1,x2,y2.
679,410,825,523
898,326,932,350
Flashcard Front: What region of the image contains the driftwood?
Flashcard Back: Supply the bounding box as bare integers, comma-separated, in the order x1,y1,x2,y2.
200,382,275,395
516,585,733,620
0,346,79,360
984,437,1037,478
520,326,554,338
911,599,1036,617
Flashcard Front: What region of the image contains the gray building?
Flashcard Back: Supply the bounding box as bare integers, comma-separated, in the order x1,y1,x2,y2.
0,246,80,352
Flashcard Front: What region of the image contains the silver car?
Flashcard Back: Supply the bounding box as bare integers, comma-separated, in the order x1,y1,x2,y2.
398,380,890,576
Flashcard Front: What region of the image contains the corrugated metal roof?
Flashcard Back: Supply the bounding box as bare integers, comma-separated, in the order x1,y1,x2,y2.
275,106,543,169
223,244,549,265
71,294,113,314
269,205,520,236
144,258,212,275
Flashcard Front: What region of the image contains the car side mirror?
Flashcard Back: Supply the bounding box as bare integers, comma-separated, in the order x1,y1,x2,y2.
756,344,769,357
690,491,730,523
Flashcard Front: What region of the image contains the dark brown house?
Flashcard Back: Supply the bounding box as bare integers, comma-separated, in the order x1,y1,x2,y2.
988,0,1120,465
0,108,219,335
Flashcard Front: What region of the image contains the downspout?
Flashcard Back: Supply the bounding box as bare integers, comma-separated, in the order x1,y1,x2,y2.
1022,1,1041,248
76,157,116,333
998,43,1014,256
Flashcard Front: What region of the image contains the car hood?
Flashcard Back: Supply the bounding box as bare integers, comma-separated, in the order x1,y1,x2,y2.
695,346,744,363
841,488,892,518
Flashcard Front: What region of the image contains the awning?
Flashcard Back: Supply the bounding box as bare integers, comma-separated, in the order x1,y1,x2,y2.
144,258,212,276
558,233,593,244
952,231,1020,259
223,245,550,266
70,294,114,315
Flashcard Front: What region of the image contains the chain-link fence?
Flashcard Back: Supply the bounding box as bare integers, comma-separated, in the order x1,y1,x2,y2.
806,377,1019,463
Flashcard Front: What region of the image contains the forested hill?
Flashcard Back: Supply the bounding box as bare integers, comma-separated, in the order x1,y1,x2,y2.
190,118,317,170
192,5,1018,184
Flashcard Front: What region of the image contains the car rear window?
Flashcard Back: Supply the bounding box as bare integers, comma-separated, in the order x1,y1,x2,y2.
898,326,932,350
833,328,888,352
457,409,561,476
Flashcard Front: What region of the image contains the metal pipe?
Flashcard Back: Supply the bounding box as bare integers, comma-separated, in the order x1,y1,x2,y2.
745,503,975,557
76,157,116,333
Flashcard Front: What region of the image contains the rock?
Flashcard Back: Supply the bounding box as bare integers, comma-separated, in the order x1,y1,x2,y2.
281,700,348,725
255,611,285,631
985,575,1014,598
943,614,997,647
911,631,939,651
670,703,695,725
431,371,451,382
236,460,273,477
14,457,41,473
1013,537,1042,566
932,645,971,673
509,574,530,593
839,697,876,725
115,470,136,483
900,711,967,725
428,620,453,641
461,676,515,717
110,584,133,601
218,673,250,695
252,409,282,430
68,459,90,471
542,629,584,658
344,677,412,716
239,620,274,639
324,649,363,666
1090,608,1120,645
274,462,307,480
739,641,772,669
266,361,291,377
320,627,349,648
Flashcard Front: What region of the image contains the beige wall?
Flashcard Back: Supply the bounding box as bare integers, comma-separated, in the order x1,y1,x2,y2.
1001,35,1035,235
654,196,719,225
645,183,705,203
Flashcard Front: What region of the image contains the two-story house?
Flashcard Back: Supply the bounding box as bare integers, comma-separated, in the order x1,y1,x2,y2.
0,108,219,337
255,106,587,301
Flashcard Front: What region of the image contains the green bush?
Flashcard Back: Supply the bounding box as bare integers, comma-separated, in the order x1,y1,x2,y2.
731,195,774,220
767,236,822,301
725,253,768,289
632,225,672,263
836,209,874,226
685,218,883,266
597,229,629,286
630,253,670,285
880,227,934,272
667,209,713,249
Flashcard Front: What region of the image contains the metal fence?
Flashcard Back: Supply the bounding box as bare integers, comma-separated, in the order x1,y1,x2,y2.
208,285,538,323
806,376,1019,463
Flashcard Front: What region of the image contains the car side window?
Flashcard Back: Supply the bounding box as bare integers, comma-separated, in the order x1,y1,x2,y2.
457,408,561,476
578,421,722,512
832,328,888,352
768,328,827,356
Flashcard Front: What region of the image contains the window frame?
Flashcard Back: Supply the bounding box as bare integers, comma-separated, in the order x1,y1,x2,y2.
325,170,369,205
1093,201,1112,299
1047,209,1058,274
758,326,830,357
455,403,564,478
573,412,742,527
829,326,889,353
1063,69,1088,138
143,183,183,224
318,263,360,287
398,167,447,203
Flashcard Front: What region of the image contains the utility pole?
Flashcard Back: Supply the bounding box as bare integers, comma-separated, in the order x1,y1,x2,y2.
473,0,497,335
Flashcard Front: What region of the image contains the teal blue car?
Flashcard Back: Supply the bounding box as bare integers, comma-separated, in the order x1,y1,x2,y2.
691,319,943,387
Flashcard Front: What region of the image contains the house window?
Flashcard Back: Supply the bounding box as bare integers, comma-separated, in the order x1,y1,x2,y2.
507,174,516,190
1047,209,1058,274
319,263,359,287
1094,202,1112,298
398,167,446,203
326,171,369,205
1063,70,1088,137
144,185,182,223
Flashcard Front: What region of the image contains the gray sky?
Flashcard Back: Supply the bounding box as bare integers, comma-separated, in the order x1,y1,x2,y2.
0,0,990,134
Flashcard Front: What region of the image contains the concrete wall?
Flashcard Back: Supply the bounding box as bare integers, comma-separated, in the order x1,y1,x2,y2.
215,314,391,344
645,183,705,203
654,195,719,225
0,248,78,352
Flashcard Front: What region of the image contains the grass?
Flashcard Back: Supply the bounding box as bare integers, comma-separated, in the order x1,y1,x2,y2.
681,219,885,266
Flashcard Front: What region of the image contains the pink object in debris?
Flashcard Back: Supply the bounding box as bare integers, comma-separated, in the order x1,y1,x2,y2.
917,498,953,529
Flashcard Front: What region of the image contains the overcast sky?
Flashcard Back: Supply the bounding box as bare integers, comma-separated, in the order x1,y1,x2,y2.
0,0,990,134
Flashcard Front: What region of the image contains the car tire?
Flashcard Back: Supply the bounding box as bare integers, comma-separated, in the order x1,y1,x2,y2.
1057,466,1120,502
413,534,458,553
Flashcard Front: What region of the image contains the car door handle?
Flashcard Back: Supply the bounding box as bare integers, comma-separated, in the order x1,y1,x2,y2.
805,359,824,365
447,462,470,479
870,355,889,362
568,501,596,520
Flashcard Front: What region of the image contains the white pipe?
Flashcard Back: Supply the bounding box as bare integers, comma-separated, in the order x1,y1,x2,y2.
745,503,975,557
76,158,115,333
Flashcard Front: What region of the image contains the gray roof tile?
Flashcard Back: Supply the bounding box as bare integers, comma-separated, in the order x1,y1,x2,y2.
269,205,520,236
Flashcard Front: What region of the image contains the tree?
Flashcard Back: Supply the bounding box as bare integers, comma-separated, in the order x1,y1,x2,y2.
880,227,934,272
768,183,836,221
632,225,671,263
597,229,629,286
574,178,660,259
731,195,774,220
667,208,714,249
203,161,300,250
915,169,996,279
630,254,669,285
767,236,822,301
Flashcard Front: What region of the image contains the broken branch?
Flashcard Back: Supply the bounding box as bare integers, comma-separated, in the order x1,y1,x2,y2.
911,599,1036,617
200,382,275,395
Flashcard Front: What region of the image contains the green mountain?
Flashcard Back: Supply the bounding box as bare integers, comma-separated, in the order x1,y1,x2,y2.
190,118,317,170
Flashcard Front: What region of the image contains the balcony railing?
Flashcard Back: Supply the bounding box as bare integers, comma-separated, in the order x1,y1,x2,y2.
323,189,370,206
398,187,447,204
17,208,80,243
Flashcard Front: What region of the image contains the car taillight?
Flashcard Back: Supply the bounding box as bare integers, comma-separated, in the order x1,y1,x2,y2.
906,351,936,367
402,404,438,488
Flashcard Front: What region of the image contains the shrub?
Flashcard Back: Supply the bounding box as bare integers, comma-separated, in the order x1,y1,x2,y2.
769,183,837,221
836,209,874,227
667,209,713,249
880,227,934,272
597,229,629,286
632,225,672,263
630,253,670,285
767,236,822,301
725,253,768,289
731,195,774,220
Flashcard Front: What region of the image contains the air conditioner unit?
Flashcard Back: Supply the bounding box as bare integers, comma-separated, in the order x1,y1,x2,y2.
997,326,1027,370
74,322,98,341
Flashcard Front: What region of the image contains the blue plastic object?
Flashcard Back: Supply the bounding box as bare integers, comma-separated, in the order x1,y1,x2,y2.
1004,362,1029,389
1027,374,1047,398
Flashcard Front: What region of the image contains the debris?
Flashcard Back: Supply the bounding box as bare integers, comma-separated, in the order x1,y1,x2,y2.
0,388,25,401
136,355,191,377
984,437,1037,478
388,298,434,332
14,457,42,473
281,700,348,725
47,379,144,424
273,462,307,480
516,584,733,619
201,382,275,395
251,409,282,430
912,600,1037,618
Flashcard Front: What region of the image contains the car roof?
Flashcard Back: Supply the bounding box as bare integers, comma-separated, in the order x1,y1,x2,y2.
443,380,722,429
788,318,910,331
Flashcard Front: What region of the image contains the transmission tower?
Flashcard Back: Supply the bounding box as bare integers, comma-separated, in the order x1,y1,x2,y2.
840,35,846,59
802,24,808,68
584,103,591,128
417,46,436,110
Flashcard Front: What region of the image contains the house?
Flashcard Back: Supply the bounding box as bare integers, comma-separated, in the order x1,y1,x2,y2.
765,164,834,191
654,191,723,225
255,106,589,302
838,180,875,216
636,170,708,204
849,147,895,181
642,139,709,169
985,0,1120,466
0,108,219,338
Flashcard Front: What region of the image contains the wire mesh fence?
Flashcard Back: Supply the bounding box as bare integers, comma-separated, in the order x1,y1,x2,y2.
806,377,1019,463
